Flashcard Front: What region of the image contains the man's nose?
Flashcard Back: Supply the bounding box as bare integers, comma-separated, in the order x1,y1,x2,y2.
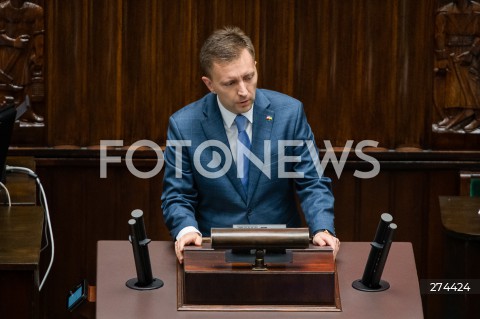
238,81,247,96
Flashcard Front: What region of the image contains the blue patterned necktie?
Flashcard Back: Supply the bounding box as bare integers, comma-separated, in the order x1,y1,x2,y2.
235,115,251,193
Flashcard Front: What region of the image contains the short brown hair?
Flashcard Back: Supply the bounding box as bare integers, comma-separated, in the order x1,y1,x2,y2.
200,26,255,77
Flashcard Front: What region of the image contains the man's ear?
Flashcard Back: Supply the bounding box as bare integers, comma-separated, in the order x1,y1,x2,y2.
201,76,215,93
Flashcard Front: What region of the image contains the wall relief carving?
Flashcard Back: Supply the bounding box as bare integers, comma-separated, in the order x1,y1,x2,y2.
0,0,44,127
434,0,480,133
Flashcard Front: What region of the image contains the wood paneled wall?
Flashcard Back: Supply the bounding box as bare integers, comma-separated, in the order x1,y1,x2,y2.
29,153,479,319
39,0,479,149
5,1,480,318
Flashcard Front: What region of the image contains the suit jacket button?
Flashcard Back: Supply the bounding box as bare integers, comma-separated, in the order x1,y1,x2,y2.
247,208,252,214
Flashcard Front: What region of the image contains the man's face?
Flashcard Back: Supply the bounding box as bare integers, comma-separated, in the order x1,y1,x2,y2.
202,48,258,114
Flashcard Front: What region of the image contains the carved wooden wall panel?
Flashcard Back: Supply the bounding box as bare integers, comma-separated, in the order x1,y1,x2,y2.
433,0,480,133
0,0,45,127
38,0,479,150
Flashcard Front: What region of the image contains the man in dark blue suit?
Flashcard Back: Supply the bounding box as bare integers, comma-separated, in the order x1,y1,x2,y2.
161,26,339,263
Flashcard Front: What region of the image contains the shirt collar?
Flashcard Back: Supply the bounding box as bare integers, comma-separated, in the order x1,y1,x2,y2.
217,96,254,129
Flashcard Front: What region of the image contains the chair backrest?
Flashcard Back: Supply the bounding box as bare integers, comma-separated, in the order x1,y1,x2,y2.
460,172,480,197
471,177,480,197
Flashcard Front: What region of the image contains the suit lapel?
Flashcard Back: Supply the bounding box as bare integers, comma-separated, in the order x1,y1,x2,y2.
200,94,247,202
247,90,274,204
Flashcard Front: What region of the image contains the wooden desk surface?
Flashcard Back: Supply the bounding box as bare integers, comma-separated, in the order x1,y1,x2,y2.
0,157,36,205
439,196,480,239
0,206,43,270
96,241,423,319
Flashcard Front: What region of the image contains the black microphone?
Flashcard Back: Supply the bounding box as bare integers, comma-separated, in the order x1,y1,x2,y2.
352,213,397,292
126,209,164,290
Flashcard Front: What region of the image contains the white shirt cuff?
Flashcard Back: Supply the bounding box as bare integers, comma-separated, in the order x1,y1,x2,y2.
176,226,201,241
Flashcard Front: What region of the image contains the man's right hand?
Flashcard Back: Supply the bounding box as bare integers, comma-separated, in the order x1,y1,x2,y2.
175,232,202,264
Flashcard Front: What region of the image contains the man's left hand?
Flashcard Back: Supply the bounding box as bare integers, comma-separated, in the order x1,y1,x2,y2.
312,231,340,259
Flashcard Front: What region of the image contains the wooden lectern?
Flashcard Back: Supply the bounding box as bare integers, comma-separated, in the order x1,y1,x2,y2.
177,228,341,312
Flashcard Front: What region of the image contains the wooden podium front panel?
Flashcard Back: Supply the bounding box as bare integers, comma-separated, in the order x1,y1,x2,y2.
183,272,335,306
178,244,340,311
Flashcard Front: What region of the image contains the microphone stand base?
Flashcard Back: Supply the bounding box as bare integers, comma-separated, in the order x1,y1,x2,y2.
126,278,164,290
352,279,390,292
